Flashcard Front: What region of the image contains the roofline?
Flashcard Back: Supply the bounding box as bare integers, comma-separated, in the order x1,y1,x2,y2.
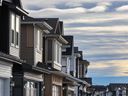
51,71,91,86
0,52,24,64
32,66,51,74
21,21,53,31
79,60,90,66
45,34,68,44
16,6,28,15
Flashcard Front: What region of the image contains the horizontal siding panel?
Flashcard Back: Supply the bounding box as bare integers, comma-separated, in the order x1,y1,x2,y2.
24,72,43,82
0,61,12,78
10,46,19,58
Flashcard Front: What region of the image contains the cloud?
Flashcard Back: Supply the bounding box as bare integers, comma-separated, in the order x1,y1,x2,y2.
88,60,128,77
27,7,87,17
87,2,111,13
64,13,128,24
65,2,82,7
65,25,128,32
116,5,128,11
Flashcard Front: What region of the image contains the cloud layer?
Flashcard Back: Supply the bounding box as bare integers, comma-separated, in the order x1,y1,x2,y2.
21,0,128,79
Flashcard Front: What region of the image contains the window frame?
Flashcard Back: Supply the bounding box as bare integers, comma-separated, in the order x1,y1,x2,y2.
36,29,42,52
10,12,20,48
54,40,62,65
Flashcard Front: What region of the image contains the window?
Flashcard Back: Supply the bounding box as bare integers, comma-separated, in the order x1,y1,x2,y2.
54,40,61,64
24,81,40,96
52,85,60,96
10,12,20,47
47,39,52,61
36,30,42,51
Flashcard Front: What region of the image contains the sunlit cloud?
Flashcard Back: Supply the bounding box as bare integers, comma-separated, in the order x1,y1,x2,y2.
88,60,128,77
116,5,128,11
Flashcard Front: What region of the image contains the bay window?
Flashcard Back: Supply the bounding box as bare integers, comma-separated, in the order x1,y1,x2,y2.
10,12,20,48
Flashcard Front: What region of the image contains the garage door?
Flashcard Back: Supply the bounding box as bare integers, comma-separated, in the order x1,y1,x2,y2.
0,79,4,96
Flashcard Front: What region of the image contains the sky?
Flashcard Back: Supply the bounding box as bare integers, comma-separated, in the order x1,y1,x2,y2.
21,0,128,85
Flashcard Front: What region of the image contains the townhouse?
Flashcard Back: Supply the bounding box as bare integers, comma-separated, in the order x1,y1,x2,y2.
62,36,91,96
0,0,27,96
12,16,53,96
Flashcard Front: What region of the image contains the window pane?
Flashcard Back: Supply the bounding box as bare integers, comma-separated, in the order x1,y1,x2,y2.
16,16,20,32
11,13,15,30
11,30,14,44
47,40,52,60
37,30,42,50
16,32,19,46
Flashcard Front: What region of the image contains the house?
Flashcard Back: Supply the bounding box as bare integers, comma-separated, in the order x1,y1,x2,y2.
42,18,68,96
94,85,107,96
106,83,128,96
62,36,90,96
12,16,53,96
0,0,27,96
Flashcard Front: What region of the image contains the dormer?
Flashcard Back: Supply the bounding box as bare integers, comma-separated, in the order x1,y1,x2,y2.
44,19,68,71
0,0,28,58
20,16,52,66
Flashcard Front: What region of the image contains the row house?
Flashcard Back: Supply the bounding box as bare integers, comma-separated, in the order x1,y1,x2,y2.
88,83,128,96
12,16,53,96
62,36,91,96
0,0,27,96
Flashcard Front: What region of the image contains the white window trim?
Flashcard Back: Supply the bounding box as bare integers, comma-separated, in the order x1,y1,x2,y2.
54,40,62,65
10,12,20,48
36,29,42,53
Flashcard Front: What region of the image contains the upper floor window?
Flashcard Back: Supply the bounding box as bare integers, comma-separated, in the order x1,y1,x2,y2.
54,40,61,64
36,30,42,51
10,12,20,48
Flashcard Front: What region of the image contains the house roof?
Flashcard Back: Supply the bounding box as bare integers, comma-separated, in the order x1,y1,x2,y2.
23,62,51,74
21,16,53,31
2,0,28,15
108,83,128,91
51,71,90,86
30,18,60,34
91,85,107,91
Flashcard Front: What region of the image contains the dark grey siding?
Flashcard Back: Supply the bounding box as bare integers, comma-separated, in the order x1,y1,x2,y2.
20,24,34,65
0,5,10,54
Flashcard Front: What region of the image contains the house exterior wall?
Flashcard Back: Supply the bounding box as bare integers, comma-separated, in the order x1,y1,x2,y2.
20,24,34,65
45,74,63,96
34,26,42,66
0,59,12,96
0,5,10,54
62,56,71,74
